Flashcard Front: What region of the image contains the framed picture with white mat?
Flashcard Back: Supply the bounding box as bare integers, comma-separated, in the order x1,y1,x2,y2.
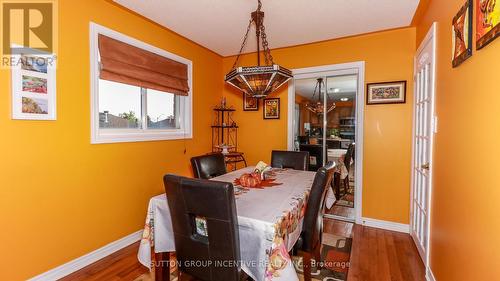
11,45,57,120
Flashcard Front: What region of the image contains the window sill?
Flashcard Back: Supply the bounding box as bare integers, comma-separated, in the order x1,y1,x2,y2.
91,129,193,144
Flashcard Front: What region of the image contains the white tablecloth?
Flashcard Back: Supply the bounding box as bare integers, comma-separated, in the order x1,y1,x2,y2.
324,150,346,209
137,167,317,281
328,149,347,160
327,149,351,180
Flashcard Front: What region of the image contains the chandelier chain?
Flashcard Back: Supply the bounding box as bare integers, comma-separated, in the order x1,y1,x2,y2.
232,18,253,70
232,0,275,69
312,79,320,100
260,24,274,65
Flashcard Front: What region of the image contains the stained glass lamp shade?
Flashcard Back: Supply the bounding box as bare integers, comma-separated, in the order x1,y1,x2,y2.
225,65,292,98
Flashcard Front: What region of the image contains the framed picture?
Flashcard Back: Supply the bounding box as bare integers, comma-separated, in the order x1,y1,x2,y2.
263,98,280,119
243,94,259,111
452,0,473,67
11,46,57,120
476,0,500,50
366,81,406,105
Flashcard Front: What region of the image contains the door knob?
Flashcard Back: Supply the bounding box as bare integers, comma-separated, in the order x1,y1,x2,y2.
421,163,430,170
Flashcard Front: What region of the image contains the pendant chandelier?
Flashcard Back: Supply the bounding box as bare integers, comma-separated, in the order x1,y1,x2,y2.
305,78,336,115
225,0,292,98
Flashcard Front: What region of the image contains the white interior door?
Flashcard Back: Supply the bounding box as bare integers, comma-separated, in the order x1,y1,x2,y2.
411,23,437,266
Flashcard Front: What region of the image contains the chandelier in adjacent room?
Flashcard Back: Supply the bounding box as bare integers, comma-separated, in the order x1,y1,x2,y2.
225,0,292,98
305,78,336,115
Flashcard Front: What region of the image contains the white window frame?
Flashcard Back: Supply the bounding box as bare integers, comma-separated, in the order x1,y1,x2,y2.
89,22,193,144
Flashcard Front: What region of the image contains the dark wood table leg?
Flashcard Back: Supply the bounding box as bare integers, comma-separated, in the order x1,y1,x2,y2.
343,176,350,196
333,172,341,199
302,251,312,281
155,252,171,281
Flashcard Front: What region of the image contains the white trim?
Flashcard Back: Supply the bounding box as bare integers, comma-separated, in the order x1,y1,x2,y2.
28,230,142,281
291,62,364,76
287,61,365,224
355,64,365,225
89,22,193,144
426,267,436,281
287,82,295,151
361,217,410,233
410,22,437,268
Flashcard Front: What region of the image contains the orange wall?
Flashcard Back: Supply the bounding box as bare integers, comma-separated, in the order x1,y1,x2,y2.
0,0,222,280
416,1,500,280
222,28,416,224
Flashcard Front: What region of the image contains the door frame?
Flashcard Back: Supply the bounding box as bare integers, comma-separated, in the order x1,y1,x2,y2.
410,22,437,269
287,61,365,223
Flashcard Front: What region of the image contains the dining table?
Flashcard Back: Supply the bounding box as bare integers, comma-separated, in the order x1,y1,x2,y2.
327,149,351,198
137,166,335,281
327,149,348,179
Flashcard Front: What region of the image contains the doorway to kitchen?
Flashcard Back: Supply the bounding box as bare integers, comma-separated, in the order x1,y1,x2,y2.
287,62,365,222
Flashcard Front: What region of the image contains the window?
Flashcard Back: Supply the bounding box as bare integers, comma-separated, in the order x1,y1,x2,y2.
98,80,180,130
146,89,179,130
90,23,192,144
99,80,142,129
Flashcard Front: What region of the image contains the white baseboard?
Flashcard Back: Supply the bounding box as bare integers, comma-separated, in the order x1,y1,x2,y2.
426,267,436,281
360,217,410,233
28,230,143,281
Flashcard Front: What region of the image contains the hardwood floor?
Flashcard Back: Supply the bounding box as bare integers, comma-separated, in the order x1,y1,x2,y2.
323,217,354,238
325,204,356,219
347,223,425,281
59,242,149,281
58,221,425,281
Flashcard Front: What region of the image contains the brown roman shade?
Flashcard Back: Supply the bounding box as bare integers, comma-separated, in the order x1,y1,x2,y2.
98,34,189,95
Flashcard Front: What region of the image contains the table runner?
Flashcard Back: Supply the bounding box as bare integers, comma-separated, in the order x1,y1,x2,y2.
137,167,317,281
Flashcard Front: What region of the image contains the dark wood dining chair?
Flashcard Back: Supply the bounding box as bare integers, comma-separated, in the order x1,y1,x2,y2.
341,143,355,195
326,139,341,149
271,150,310,171
299,144,324,171
163,175,248,281
294,162,335,281
297,135,309,144
190,153,227,179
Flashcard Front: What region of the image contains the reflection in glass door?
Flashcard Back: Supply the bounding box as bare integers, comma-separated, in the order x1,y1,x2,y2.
294,74,358,221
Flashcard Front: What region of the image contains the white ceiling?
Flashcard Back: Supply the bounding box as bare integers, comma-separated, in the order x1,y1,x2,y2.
114,0,420,57
295,75,357,102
